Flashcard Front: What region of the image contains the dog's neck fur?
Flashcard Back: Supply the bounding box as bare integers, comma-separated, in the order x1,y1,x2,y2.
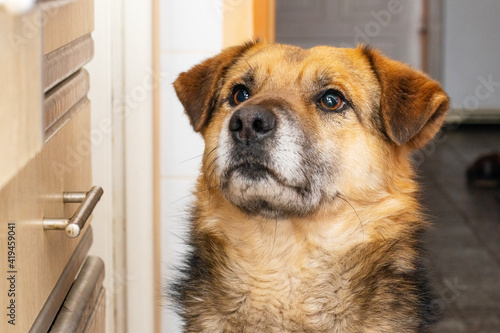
195,149,422,257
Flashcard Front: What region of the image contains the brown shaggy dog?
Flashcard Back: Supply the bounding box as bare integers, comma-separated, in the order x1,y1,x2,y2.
172,41,449,333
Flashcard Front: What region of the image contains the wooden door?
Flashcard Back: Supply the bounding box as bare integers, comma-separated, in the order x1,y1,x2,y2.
0,1,104,331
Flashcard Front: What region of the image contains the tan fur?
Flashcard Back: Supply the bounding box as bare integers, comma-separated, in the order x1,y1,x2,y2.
172,42,449,332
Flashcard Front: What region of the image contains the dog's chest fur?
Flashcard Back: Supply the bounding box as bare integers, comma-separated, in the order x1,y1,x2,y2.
220,230,355,329
220,256,352,332
177,212,429,333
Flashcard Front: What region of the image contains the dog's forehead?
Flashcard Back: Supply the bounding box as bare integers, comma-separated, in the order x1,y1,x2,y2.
230,44,372,90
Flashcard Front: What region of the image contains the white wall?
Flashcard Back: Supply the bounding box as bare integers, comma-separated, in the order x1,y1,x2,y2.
443,0,500,110
159,1,223,332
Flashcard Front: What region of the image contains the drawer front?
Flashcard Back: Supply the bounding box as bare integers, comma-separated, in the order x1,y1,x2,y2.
0,9,43,189
0,103,92,332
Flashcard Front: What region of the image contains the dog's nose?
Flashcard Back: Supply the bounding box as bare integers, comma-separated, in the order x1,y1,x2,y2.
229,106,277,144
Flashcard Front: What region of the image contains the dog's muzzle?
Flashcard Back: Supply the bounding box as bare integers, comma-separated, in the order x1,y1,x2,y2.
215,100,325,218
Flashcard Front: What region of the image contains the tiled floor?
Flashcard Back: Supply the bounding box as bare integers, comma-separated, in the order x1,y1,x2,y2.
418,125,500,333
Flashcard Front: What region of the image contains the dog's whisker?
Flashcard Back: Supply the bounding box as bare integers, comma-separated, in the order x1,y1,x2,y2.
180,153,204,163
202,146,220,194
243,58,254,74
169,193,197,205
337,193,365,241
205,146,218,158
272,218,279,258
206,160,219,192
194,185,219,194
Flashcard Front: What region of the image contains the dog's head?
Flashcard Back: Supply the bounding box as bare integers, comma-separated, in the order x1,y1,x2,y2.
174,42,449,219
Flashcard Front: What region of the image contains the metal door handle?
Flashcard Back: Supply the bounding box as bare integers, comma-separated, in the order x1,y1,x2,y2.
43,186,103,238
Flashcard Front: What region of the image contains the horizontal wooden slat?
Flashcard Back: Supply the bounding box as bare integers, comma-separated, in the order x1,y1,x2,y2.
44,69,90,131
44,34,94,92
45,97,90,140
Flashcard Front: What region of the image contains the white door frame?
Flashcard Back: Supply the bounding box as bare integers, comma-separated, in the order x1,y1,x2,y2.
88,0,159,332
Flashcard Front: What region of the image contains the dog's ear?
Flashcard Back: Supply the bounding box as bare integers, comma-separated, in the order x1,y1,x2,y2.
361,46,449,149
173,42,257,132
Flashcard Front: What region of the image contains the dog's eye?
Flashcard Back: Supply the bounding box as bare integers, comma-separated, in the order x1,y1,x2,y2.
233,86,250,105
319,90,344,111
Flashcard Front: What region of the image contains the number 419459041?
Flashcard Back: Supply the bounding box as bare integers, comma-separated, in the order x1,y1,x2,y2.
7,223,16,270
